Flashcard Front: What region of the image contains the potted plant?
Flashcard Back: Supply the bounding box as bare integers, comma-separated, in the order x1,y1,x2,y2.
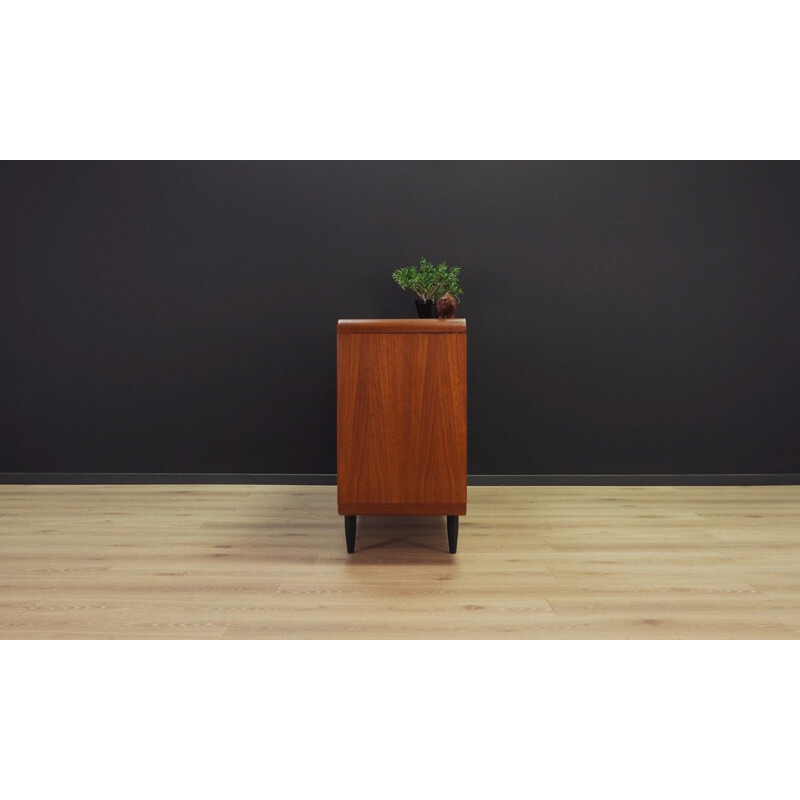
392,258,464,318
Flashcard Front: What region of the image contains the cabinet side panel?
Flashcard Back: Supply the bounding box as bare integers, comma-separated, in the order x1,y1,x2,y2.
338,333,404,505
419,334,466,506
338,332,466,509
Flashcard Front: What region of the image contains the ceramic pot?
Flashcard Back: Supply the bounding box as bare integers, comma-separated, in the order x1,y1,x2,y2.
415,299,436,318
436,293,457,319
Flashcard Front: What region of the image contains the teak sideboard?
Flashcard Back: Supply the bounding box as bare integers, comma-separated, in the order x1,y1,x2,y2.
337,319,467,553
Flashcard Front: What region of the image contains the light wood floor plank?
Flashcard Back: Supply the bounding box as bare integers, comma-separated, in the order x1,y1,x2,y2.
1,484,799,639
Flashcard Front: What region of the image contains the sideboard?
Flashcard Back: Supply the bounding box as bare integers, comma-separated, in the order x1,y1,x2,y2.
337,319,467,553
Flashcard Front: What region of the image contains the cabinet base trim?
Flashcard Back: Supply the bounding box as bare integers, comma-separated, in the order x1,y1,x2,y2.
338,502,466,516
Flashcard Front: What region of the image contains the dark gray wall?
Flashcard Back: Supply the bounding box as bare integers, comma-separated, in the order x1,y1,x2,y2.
2,161,799,476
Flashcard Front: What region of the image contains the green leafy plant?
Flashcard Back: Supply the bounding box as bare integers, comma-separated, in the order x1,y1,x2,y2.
392,257,464,301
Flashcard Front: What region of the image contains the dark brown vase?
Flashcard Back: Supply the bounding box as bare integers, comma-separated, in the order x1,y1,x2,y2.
436,293,457,319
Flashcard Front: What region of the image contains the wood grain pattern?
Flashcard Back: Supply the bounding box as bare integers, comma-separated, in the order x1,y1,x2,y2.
337,322,467,514
1,484,800,639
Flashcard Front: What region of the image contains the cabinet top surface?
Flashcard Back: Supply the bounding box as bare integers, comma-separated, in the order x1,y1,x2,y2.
338,319,466,334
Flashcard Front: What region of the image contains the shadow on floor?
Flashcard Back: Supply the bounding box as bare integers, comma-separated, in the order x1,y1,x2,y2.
348,515,453,557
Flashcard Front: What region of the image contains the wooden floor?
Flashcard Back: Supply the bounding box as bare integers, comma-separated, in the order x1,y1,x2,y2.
1,484,799,639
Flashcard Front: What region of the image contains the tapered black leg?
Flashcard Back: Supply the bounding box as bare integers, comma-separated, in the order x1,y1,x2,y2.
447,515,459,554
345,515,356,554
